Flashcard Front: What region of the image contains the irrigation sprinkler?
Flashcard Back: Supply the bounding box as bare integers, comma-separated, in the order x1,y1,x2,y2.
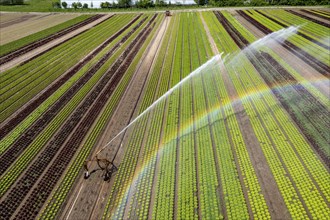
83,154,118,181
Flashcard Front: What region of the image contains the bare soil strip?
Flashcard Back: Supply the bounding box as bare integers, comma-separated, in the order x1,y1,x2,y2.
94,15,159,219
0,14,141,140
0,14,111,73
0,13,28,24
0,14,38,28
0,14,78,45
0,18,155,220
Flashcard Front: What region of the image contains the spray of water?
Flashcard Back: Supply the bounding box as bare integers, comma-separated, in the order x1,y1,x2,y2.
225,25,299,67
98,24,330,217
96,26,301,157
251,25,299,48
96,53,223,155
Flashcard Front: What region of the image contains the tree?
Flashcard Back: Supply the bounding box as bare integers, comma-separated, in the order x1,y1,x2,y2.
52,1,61,8
194,0,206,5
83,2,88,8
136,0,154,8
72,2,78,9
77,1,82,8
118,0,131,7
0,0,24,4
101,1,111,8
156,0,167,6
249,0,268,5
61,1,68,8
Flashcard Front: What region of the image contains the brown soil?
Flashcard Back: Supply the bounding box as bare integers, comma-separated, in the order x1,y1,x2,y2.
0,14,38,28
0,13,25,24
59,16,168,220
0,13,78,45
0,14,111,73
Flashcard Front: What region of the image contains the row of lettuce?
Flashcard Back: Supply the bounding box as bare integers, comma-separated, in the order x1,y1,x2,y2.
238,9,330,159
38,14,164,219
103,11,267,219
0,8,328,219
101,9,329,219
1,14,135,197
0,13,162,219
0,15,92,57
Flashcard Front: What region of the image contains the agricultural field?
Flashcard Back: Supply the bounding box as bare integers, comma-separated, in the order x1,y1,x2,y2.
0,12,80,45
0,8,329,220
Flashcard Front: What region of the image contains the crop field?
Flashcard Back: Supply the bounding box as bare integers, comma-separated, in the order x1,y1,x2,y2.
0,13,80,45
0,8,329,220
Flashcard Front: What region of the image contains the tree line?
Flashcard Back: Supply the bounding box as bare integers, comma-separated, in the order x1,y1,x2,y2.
1,0,328,7
0,0,24,5
58,0,329,9
207,0,329,6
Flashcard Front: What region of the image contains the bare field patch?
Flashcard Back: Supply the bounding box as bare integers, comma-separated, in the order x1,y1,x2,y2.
0,13,79,45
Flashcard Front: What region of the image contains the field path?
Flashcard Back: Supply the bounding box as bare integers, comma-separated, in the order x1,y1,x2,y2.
200,12,290,219
0,14,112,73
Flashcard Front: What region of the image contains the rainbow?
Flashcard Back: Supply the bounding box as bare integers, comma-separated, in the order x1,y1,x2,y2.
106,67,329,218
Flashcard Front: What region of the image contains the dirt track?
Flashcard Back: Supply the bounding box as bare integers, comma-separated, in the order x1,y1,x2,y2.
59,15,168,220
